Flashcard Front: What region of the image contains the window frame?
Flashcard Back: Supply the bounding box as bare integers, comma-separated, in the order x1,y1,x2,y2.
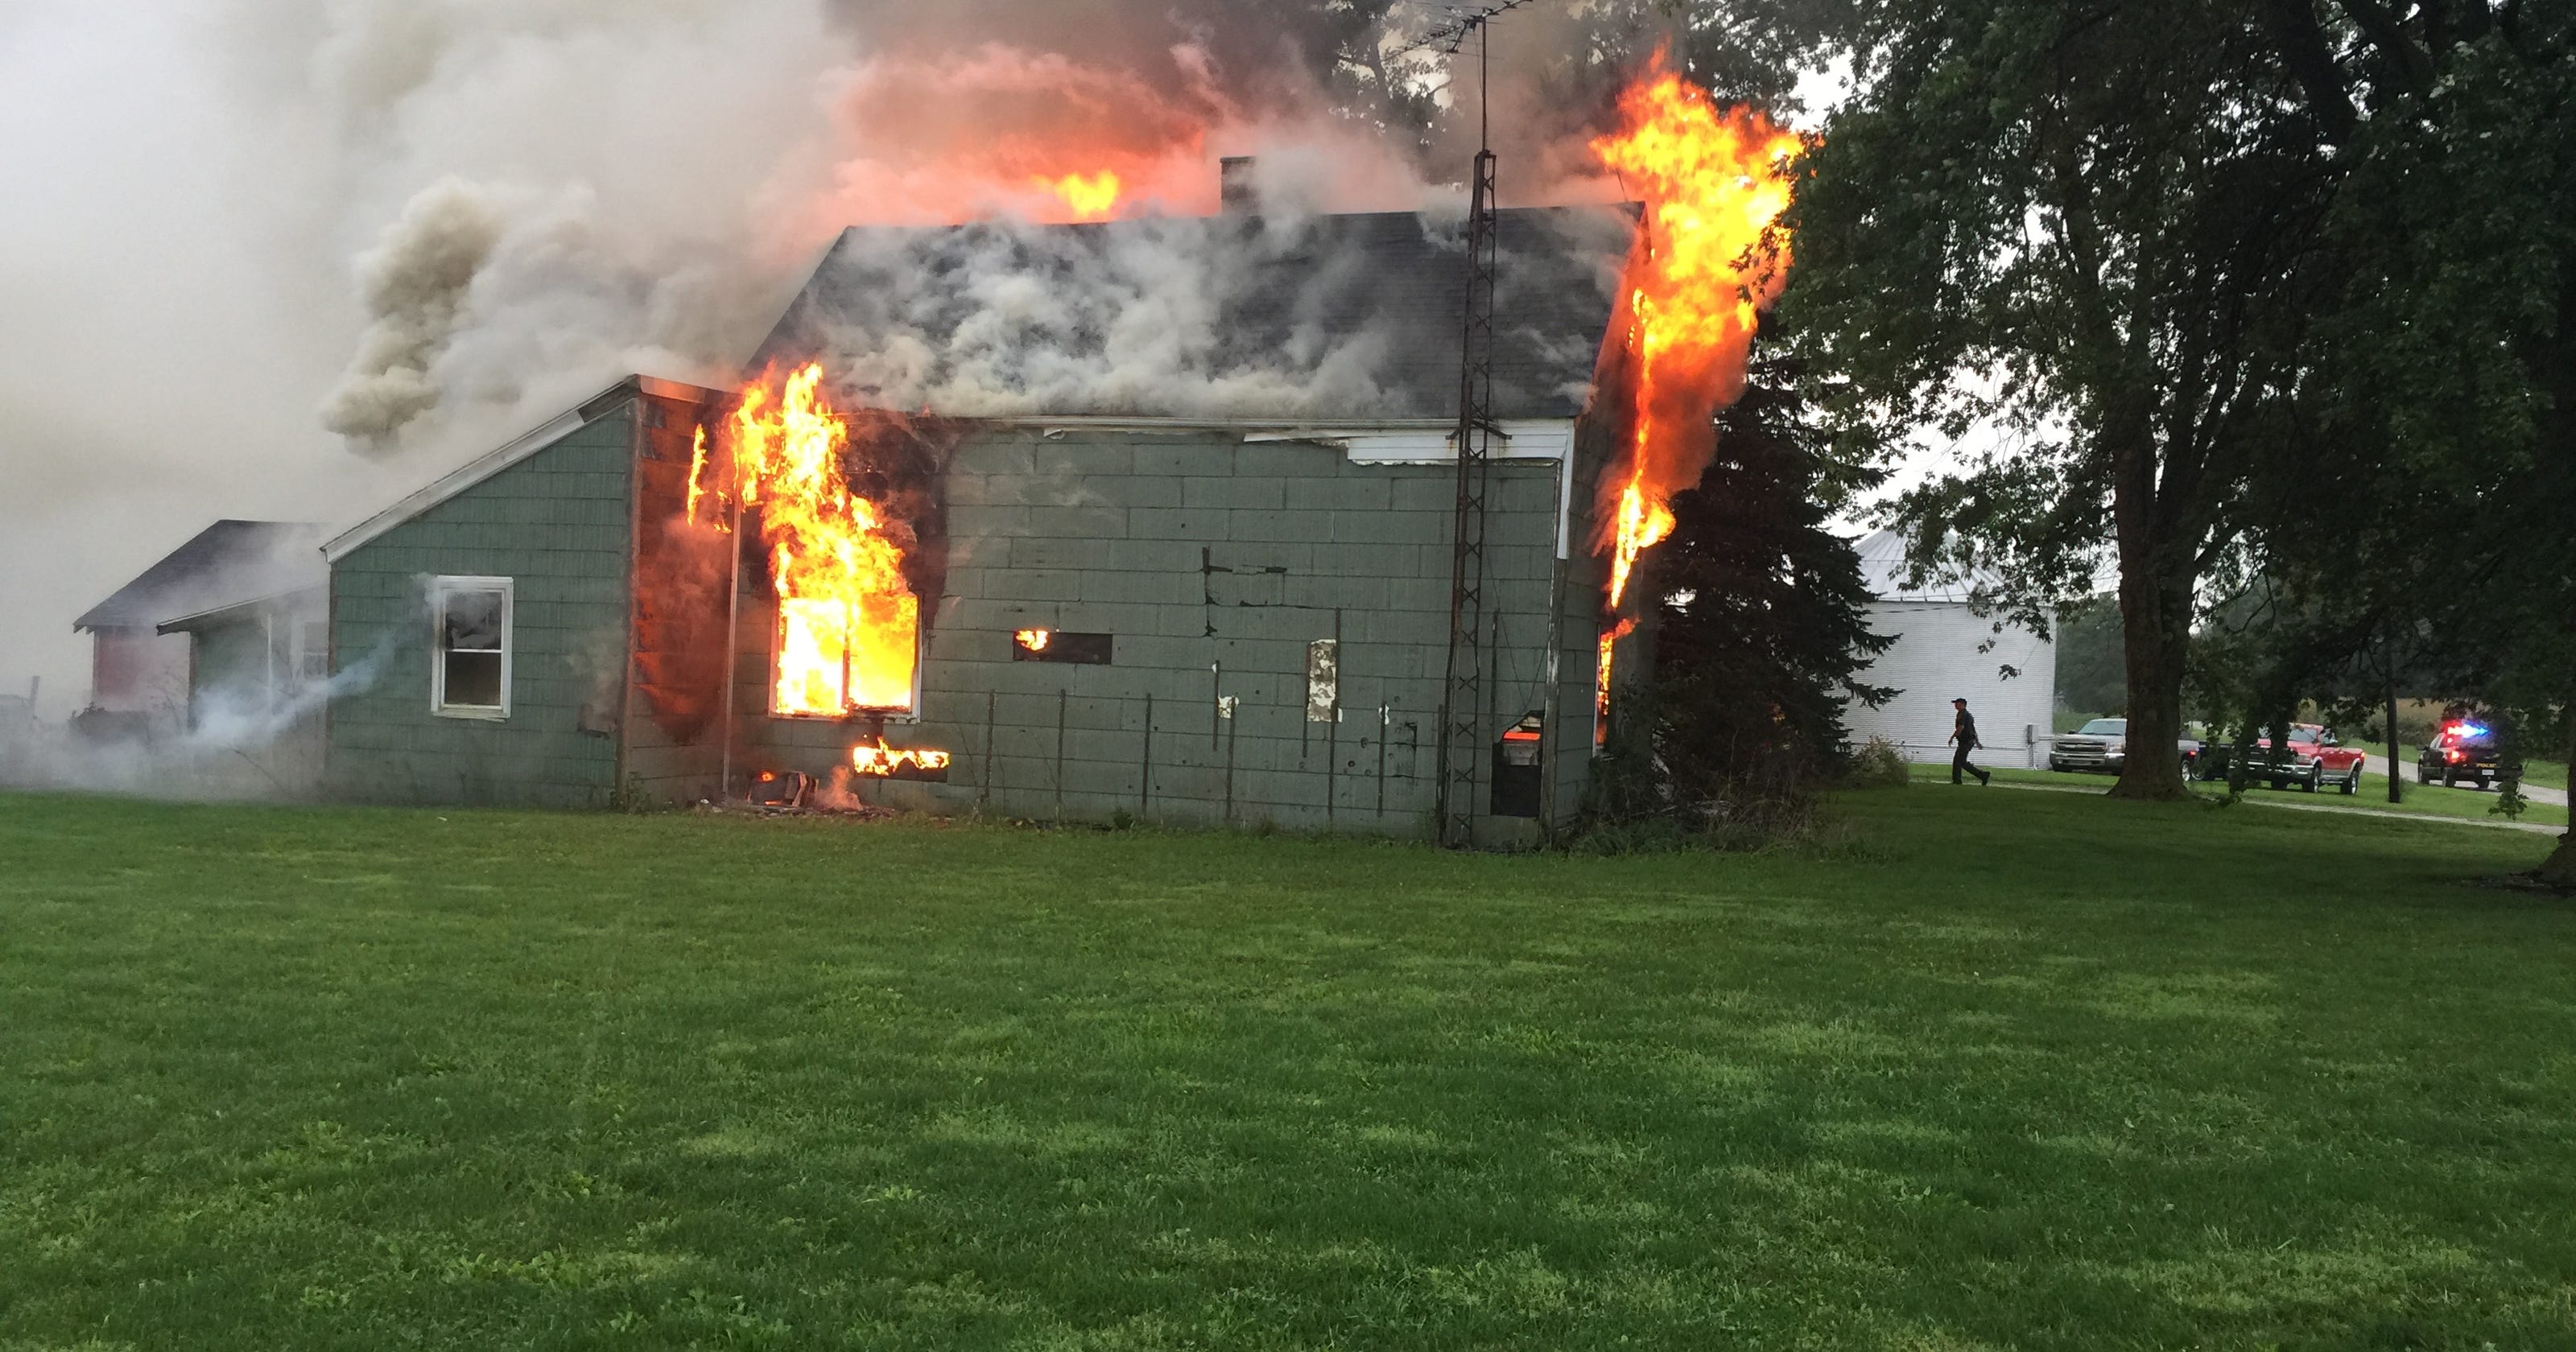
767,604,926,722
299,620,331,684
429,575,514,721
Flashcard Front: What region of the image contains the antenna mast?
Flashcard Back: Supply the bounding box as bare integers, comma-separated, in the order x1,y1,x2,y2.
1428,0,1530,848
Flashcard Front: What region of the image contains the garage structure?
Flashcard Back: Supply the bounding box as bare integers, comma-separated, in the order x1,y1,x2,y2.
1838,530,2057,767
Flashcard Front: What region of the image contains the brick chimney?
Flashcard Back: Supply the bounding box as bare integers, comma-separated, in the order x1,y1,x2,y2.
1220,156,1257,214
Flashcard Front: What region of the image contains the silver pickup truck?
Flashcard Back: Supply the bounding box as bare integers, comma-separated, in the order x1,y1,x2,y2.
2050,718,2205,777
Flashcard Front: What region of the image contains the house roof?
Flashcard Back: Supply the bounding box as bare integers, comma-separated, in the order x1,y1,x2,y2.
155,584,328,636
320,373,724,564
752,204,1635,422
1853,530,1995,605
75,521,328,633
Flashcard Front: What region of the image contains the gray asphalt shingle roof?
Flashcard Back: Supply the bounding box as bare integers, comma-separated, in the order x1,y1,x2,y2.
751,204,1633,422
74,521,327,632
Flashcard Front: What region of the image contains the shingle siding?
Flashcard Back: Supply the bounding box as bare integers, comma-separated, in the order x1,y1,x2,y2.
322,400,1610,839
729,427,1590,841
324,409,635,809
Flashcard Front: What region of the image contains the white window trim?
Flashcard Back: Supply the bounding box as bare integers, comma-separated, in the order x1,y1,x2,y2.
430,575,514,721
298,620,331,684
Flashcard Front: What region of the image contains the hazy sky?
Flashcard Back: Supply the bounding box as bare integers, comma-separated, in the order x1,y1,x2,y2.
0,1,868,714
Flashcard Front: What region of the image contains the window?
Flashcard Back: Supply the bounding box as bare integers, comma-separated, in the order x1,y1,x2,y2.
1304,639,1338,723
299,621,330,682
1010,629,1113,665
431,577,512,719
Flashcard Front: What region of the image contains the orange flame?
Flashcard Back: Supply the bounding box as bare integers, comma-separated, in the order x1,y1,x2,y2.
1591,65,1804,609
1596,618,1637,746
1037,171,1122,221
684,424,712,526
724,364,920,715
1014,628,1053,652
852,737,953,777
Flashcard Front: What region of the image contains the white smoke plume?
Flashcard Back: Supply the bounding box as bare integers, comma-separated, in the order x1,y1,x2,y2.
0,0,863,719
0,644,388,801
0,0,1631,727
319,177,504,445
784,203,1632,420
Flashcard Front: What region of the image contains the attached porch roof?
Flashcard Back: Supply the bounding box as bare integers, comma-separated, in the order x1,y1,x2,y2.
75,520,328,633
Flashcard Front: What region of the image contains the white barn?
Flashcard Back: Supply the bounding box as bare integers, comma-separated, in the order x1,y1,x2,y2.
1843,530,2057,768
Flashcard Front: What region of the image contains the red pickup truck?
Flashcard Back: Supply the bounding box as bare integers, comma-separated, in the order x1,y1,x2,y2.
2262,723,2370,793
2198,723,2369,793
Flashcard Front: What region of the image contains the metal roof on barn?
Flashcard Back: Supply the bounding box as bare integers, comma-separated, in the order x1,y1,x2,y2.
1852,530,2006,605
74,521,328,633
752,204,1635,422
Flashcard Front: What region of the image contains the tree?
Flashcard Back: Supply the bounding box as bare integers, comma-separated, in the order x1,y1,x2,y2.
2234,2,2576,880
1785,0,2343,801
1627,361,1895,805
2052,596,2126,719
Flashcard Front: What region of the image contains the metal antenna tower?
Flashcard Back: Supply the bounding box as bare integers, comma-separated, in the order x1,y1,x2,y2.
1431,2,1526,848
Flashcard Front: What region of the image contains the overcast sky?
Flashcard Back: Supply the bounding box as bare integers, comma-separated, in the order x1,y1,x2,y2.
0,2,870,715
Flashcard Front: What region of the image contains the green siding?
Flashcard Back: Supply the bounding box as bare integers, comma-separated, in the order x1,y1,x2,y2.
191,617,273,698
179,602,328,798
737,429,1583,842
326,409,634,809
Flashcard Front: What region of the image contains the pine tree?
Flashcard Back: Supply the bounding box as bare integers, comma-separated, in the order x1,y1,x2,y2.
1638,360,1894,799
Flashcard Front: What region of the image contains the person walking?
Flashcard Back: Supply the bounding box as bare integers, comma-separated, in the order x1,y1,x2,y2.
1947,697,1991,785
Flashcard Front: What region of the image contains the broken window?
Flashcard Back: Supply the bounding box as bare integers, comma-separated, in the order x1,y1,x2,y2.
431,577,511,719
1305,639,1339,722
1011,629,1113,664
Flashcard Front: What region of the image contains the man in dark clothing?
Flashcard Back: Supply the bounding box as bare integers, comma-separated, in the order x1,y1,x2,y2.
1947,697,1991,785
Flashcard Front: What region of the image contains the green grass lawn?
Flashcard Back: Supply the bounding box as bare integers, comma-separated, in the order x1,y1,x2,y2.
4,791,2573,1350
1918,760,2570,827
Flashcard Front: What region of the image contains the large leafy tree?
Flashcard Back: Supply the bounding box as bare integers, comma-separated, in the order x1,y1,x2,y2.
2237,2,2576,880
1785,0,2343,801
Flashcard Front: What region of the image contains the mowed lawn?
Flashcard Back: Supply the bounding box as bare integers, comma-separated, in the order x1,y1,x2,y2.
1908,761,2571,828
4,791,2573,1350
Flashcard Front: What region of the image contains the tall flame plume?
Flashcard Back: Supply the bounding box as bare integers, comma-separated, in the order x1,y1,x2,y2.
1591,68,1804,609
693,364,921,716
1038,171,1123,221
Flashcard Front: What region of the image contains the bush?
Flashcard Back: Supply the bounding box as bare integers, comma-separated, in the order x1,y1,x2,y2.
1565,737,1845,855
1847,736,1911,789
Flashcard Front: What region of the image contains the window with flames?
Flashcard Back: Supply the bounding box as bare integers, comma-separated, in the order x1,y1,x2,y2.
691,365,925,719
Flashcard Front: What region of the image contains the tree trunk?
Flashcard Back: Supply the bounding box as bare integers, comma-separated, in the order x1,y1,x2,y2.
2384,654,2402,803
2541,722,2576,889
2107,570,2196,799
2541,831,2576,889
2107,431,2197,802
2529,279,2576,888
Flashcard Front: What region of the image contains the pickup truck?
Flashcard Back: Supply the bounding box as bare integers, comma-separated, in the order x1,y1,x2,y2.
2195,723,2368,793
2049,718,2206,777
2417,719,2512,789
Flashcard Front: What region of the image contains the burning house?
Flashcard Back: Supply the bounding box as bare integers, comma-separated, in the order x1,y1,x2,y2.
302,69,1802,844
318,204,1626,843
